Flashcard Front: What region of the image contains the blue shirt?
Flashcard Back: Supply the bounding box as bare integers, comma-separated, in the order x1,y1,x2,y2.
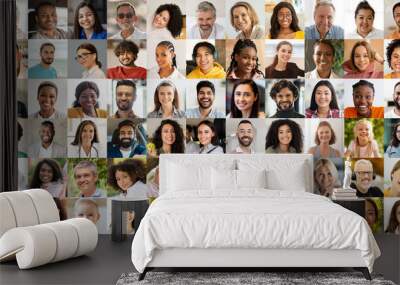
185,107,225,118
305,24,344,39
79,29,107,40
28,64,57,79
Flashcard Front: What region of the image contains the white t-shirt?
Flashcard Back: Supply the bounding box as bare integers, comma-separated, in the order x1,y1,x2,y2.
385,108,400,118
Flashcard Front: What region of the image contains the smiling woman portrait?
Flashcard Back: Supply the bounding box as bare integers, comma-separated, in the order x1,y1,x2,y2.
75,43,106,78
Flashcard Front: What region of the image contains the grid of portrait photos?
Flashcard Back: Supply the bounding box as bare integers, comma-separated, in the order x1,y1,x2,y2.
16,0,400,235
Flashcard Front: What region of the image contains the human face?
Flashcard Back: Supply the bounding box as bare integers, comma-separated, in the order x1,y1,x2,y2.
36,5,57,31
277,7,292,29
353,45,370,72
153,10,170,29
78,6,95,31
38,86,57,113
355,9,374,36
78,88,98,113
353,85,374,117
198,124,214,146
119,125,135,147
391,169,400,195
81,123,95,144
234,47,257,75
234,84,257,114
390,47,400,72
195,46,214,74
237,123,254,147
39,163,53,184
355,162,373,192
232,6,252,33
314,5,334,35
76,202,100,224
39,126,54,144
76,48,96,69
197,10,216,33
116,85,135,111
396,126,400,142
315,165,335,194
158,86,174,108
355,122,371,143
365,201,376,227
74,168,98,193
40,45,55,65
394,6,400,28
118,50,136,66
278,124,292,146
393,84,400,109
317,126,332,145
116,5,136,30
275,87,294,111
155,45,174,69
161,124,176,146
313,43,334,73
314,85,332,109
115,170,133,191
197,87,214,109
277,44,292,64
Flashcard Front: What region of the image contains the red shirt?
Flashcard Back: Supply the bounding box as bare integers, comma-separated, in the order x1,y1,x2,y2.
107,66,146,79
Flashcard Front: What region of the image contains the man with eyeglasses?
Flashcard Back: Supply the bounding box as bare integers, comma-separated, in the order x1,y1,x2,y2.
385,82,400,118
350,159,383,197
344,80,384,118
109,2,146,40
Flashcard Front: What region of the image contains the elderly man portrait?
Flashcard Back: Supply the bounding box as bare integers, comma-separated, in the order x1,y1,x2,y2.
350,159,383,197
305,0,344,39
109,1,146,40
188,1,225,39
73,160,106,198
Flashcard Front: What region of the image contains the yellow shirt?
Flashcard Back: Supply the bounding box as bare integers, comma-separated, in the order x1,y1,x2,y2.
187,63,226,79
385,73,400,79
267,30,304,39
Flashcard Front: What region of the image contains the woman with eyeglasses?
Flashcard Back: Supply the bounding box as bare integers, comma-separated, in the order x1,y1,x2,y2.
73,2,107,39
75,43,105,78
385,122,400,158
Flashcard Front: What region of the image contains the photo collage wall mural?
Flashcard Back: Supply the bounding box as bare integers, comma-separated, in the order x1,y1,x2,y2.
16,0,400,235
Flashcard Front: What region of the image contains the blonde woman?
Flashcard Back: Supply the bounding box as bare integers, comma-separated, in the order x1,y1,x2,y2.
230,2,264,39
344,119,380,158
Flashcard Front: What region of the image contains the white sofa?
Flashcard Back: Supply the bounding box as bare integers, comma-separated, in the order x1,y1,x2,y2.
0,189,98,269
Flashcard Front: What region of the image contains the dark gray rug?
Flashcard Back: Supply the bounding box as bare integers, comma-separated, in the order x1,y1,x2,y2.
116,271,396,285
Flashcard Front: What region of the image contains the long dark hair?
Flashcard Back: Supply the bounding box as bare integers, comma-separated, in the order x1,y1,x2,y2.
269,41,292,69
309,80,339,111
197,120,219,146
30,159,63,188
154,4,183,38
385,200,400,233
152,119,184,153
230,80,260,118
73,81,100,108
76,43,102,68
390,122,400,148
269,2,301,39
70,120,99,146
227,39,264,78
73,2,105,39
265,119,303,153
